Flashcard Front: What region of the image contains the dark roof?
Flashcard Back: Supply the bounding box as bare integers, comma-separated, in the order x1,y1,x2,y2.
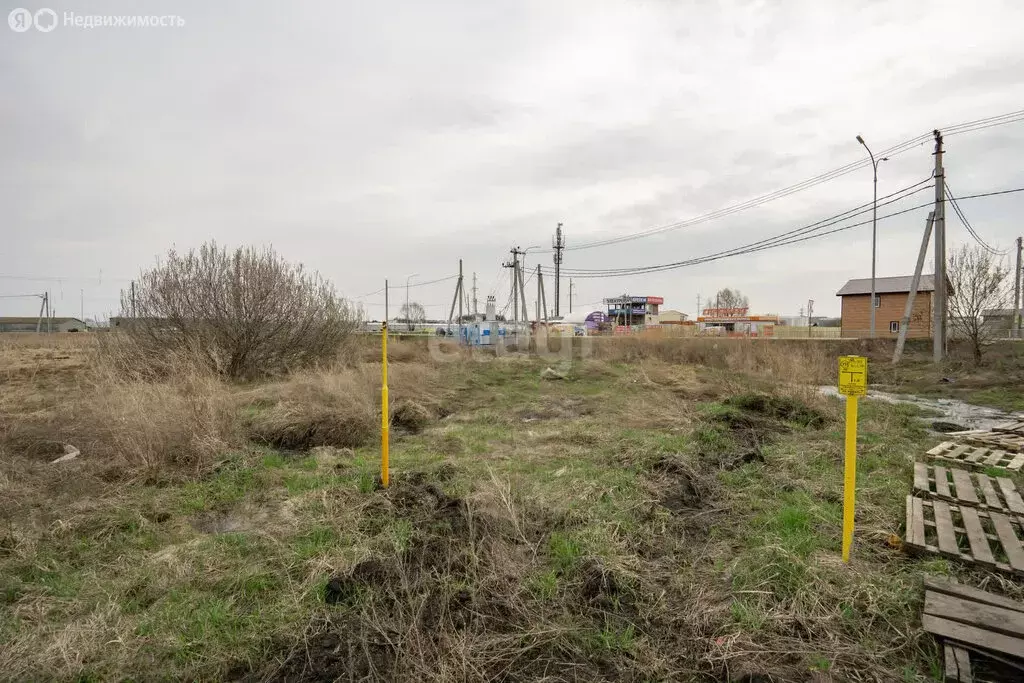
0,316,86,325
836,275,936,296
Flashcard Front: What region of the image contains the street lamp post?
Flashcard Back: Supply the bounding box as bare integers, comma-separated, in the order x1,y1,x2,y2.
856,135,888,338
405,273,418,332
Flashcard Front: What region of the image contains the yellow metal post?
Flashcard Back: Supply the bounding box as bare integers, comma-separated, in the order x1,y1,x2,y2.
837,355,866,562
381,322,389,488
842,394,858,562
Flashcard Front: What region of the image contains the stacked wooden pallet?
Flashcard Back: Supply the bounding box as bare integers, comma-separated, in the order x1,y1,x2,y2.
945,430,1024,453
923,579,1024,682
995,421,1024,435
908,422,1024,679
926,442,1024,472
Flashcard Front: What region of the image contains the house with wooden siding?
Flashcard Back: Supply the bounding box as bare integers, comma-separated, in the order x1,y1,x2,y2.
835,275,944,339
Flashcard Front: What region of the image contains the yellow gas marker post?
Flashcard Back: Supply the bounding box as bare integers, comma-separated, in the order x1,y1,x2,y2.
381,321,389,488
838,355,867,562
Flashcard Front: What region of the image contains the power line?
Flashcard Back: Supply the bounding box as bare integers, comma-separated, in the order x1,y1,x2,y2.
546,179,934,276
540,185,1024,279
944,181,1003,254
543,108,1024,253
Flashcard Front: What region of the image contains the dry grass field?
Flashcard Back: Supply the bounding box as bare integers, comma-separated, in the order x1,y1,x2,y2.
1,333,1022,681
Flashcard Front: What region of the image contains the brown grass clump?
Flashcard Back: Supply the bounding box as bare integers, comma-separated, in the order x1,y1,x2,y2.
244,363,443,450
595,337,846,384
1,360,239,479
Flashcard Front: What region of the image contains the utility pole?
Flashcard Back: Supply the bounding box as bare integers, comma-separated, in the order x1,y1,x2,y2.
696,294,701,321
893,212,936,364
807,299,814,338
552,222,564,317
448,261,469,342
1014,236,1022,336
472,272,478,319
503,248,523,329
569,278,574,313
536,264,548,321
36,293,46,333
385,279,389,328
932,130,946,362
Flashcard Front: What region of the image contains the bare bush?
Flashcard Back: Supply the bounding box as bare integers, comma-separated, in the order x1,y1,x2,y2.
118,242,361,378
947,243,1013,362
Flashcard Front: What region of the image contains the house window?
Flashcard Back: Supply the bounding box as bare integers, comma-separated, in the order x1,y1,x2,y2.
874,295,881,308
889,320,900,333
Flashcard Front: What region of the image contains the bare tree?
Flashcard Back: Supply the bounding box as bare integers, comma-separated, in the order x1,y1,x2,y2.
398,302,426,324
714,288,749,309
947,243,1012,363
118,242,361,378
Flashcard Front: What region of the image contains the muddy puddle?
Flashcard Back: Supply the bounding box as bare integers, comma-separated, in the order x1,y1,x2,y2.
819,386,1023,432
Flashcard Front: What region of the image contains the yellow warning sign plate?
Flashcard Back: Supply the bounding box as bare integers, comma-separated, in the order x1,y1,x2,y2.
838,356,868,396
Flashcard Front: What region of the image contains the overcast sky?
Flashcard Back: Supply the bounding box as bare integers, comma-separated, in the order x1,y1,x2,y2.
3,0,1024,321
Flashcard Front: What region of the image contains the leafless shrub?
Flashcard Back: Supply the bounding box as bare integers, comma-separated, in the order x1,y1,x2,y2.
947,243,1014,362
117,242,361,379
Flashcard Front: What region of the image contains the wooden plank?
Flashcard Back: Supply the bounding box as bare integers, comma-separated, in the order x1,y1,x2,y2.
978,475,1003,510
947,444,972,460
943,644,962,683
998,478,1024,515
937,464,950,497
912,495,925,549
966,448,989,464
906,494,917,546
959,507,996,567
924,591,1024,641
1008,453,1024,472
929,442,953,456
925,578,1024,614
984,449,1006,467
922,614,1024,659
934,466,952,499
933,501,960,556
951,645,973,683
990,513,1024,572
951,469,978,505
914,461,930,493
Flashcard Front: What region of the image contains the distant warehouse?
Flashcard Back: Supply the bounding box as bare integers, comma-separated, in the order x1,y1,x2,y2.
0,317,89,333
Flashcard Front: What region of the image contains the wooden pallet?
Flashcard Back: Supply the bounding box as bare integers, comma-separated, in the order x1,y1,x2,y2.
994,421,1024,435
914,462,1024,515
925,579,1024,682
926,442,1024,472
904,496,1024,576
947,430,1024,454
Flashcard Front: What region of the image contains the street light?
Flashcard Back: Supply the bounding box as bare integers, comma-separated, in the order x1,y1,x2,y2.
405,273,418,332
856,135,888,338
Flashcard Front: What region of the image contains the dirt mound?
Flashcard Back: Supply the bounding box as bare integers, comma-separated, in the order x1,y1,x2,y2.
266,473,665,682
725,393,826,428
694,394,827,470
391,399,434,433
652,455,706,512
248,403,374,450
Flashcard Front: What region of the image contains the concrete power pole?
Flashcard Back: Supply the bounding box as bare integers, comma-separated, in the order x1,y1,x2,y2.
472,272,478,318
807,299,814,338
932,130,946,362
569,278,574,313
552,223,564,317
1014,236,1022,336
